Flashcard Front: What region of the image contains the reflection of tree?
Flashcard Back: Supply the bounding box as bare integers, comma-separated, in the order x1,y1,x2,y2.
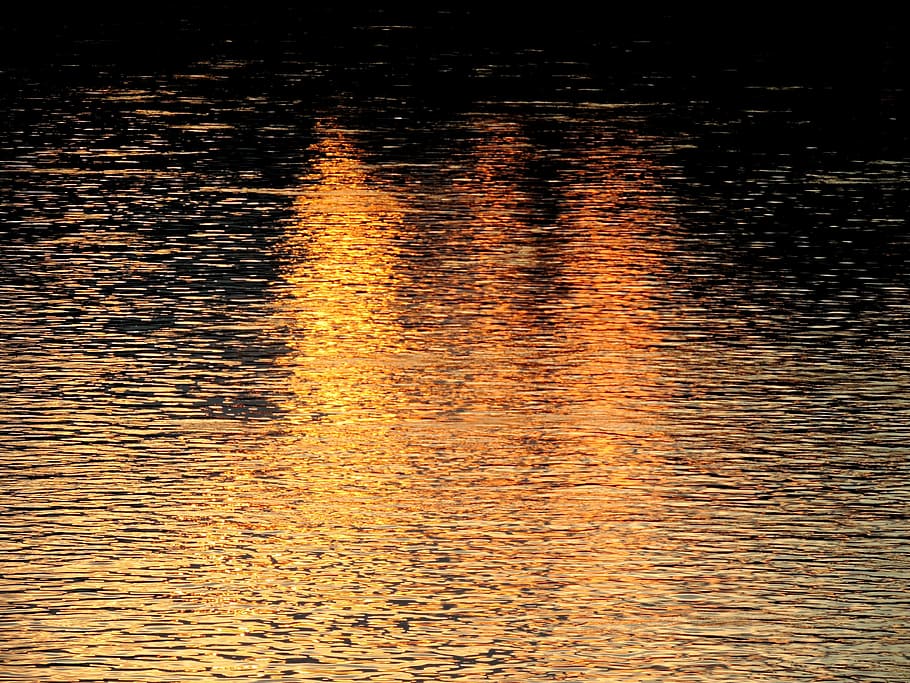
276,111,678,489
424,114,676,447
261,111,687,675
278,123,408,427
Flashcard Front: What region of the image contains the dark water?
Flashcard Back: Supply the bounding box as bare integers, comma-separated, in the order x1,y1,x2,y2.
1,13,908,682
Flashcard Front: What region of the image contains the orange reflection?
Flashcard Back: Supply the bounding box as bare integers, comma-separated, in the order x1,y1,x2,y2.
5,114,686,680
259,114,687,676
430,115,674,464
274,113,678,572
277,123,410,444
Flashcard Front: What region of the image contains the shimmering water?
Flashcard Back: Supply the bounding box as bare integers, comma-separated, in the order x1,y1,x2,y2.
1,17,909,682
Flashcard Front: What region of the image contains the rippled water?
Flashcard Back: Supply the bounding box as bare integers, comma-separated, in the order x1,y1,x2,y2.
1,19,909,682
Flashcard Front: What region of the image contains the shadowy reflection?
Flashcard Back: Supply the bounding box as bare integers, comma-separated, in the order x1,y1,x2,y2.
278,123,411,455
238,110,910,680
258,113,688,674
4,37,909,677
2,109,689,679
278,114,676,479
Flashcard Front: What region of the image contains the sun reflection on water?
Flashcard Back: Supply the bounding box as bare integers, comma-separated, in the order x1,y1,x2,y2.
240,114,686,675
0,110,691,680
3,55,908,680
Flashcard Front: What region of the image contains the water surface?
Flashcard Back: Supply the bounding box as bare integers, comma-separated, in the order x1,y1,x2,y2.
1,24,908,682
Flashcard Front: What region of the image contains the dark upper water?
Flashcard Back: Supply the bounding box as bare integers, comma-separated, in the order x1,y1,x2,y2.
1,11,908,682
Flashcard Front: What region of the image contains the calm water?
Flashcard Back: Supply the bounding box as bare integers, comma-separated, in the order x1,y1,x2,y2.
1,19,909,682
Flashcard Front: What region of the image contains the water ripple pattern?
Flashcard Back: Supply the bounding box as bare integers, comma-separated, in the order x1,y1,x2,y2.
1,46,908,682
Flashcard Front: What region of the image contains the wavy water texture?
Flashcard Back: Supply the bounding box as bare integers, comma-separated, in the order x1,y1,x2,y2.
1,51,908,682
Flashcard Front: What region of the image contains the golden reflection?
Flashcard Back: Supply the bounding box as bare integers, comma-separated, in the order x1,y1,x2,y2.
270,114,680,637
277,123,411,443
273,114,680,494
0,114,685,678
7,95,905,679
438,115,674,459
4,114,685,679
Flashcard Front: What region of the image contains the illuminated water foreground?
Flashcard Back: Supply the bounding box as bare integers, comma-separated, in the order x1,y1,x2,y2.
0,30,907,682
